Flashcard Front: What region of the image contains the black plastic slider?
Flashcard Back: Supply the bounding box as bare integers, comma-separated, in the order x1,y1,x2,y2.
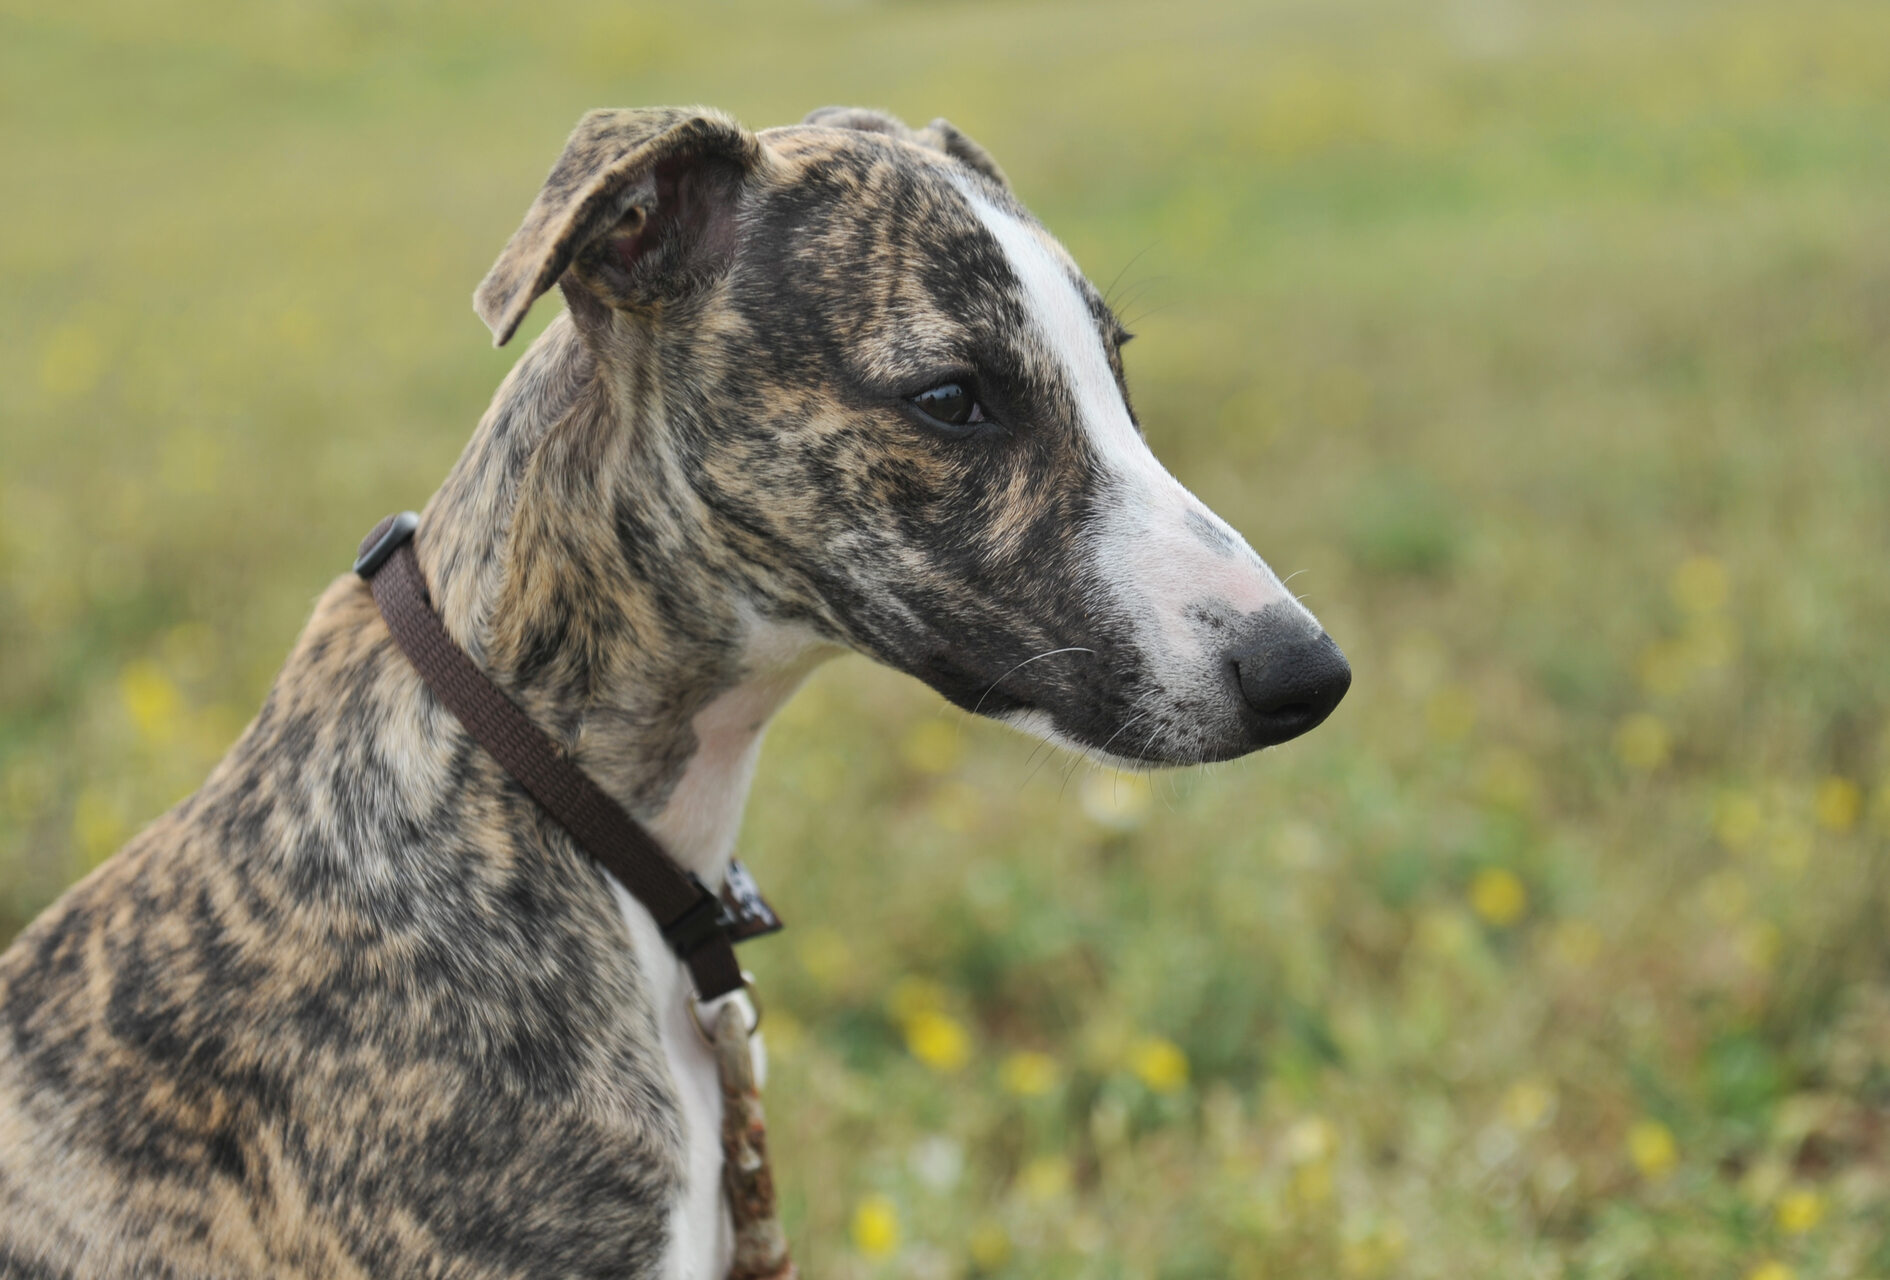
354,511,420,579
661,878,729,959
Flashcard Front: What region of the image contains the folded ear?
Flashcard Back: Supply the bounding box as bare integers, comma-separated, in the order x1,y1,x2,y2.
915,118,1009,189
801,106,1009,189
474,107,764,346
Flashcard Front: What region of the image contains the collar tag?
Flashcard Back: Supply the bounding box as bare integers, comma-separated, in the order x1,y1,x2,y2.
716,858,784,943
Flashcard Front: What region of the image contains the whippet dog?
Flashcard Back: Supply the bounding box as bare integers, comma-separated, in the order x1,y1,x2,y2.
0,105,1350,1279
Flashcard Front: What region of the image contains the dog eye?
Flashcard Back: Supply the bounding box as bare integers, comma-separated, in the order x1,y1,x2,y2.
908,382,987,431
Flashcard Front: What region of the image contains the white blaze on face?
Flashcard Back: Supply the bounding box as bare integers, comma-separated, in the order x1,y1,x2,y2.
958,185,1315,692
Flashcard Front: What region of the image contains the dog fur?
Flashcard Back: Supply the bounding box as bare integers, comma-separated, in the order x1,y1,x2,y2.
0,105,1347,1278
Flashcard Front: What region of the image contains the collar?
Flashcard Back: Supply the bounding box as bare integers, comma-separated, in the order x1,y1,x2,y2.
352,511,782,1003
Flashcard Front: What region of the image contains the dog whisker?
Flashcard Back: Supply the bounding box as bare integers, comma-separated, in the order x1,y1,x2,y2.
1094,710,1152,764
1018,731,1064,791
1101,243,1160,315
971,647,1096,718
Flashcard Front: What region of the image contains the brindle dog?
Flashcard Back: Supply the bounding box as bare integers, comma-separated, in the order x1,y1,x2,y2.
0,106,1349,1278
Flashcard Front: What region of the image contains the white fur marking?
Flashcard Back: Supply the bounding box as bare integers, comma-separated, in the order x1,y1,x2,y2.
959,187,1316,686
626,621,830,1280
610,878,734,1280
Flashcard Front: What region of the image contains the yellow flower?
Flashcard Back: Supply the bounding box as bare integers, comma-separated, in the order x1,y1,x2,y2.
851,1194,900,1258
1501,1078,1557,1131
119,660,182,745
1671,555,1730,614
968,1220,1012,1270
999,1050,1060,1097
900,719,964,775
1627,1119,1677,1180
904,1009,971,1072
1714,791,1763,849
1128,1035,1189,1093
1613,713,1672,771
1746,1263,1794,1280
1017,1154,1071,1202
1814,777,1861,832
1470,868,1528,927
1775,1187,1825,1234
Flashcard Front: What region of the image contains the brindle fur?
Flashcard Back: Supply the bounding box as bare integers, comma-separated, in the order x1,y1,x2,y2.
1,106,1326,1277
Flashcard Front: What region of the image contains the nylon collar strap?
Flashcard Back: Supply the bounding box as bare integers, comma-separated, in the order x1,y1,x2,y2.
353,512,780,1003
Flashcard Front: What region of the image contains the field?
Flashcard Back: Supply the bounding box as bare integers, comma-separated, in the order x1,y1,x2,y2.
4,1,1889,1275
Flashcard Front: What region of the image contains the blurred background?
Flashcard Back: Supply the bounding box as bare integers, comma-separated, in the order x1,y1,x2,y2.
4,0,1889,1275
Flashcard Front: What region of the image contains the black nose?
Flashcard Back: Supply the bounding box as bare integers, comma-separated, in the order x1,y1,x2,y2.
1229,612,1352,747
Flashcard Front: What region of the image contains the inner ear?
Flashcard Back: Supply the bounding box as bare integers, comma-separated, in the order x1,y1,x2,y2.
585,151,748,307
475,109,762,345
607,206,649,268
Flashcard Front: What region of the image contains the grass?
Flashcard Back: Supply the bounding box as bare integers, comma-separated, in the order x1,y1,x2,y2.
3,0,1889,1275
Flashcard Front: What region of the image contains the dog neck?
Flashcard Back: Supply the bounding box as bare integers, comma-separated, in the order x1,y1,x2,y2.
413,311,830,883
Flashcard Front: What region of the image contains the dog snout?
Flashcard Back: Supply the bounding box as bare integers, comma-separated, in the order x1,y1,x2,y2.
1226,609,1351,748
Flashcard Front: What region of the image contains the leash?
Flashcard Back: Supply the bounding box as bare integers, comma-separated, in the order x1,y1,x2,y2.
355,512,797,1280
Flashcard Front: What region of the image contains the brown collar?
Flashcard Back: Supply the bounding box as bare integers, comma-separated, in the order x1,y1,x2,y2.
353,512,781,1003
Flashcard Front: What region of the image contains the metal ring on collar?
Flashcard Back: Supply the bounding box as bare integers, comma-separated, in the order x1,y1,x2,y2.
691,972,762,1043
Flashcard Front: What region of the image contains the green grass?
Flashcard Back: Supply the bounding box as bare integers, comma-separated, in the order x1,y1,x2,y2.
4,1,1890,1275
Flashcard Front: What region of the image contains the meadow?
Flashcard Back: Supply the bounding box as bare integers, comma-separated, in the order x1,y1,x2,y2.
3,1,1889,1275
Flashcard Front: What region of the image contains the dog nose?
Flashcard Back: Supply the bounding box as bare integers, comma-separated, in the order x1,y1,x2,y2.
1228,612,1352,747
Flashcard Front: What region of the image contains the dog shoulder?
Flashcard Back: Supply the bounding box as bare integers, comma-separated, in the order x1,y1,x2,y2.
0,577,684,1277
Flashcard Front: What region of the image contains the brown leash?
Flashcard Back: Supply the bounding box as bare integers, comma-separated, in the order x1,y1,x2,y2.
355,512,795,1276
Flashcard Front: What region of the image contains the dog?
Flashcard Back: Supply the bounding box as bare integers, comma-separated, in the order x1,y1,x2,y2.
0,105,1349,1279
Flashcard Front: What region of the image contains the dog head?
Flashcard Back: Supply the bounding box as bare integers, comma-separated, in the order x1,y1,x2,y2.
477,106,1348,766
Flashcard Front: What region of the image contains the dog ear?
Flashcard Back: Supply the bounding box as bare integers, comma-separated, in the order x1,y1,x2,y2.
474,107,764,347
801,105,912,138
914,119,1010,189
801,106,1009,189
